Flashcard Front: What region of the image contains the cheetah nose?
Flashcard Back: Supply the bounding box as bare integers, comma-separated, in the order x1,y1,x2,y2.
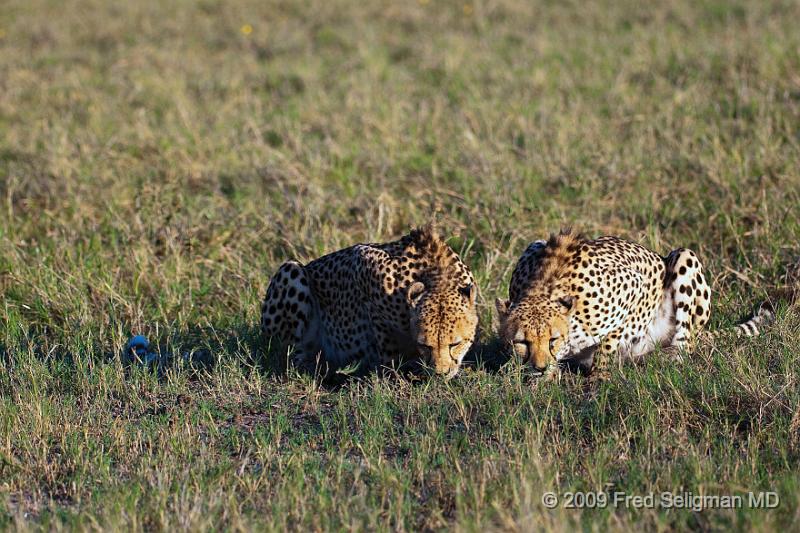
432,353,455,375
435,364,458,378
531,362,548,373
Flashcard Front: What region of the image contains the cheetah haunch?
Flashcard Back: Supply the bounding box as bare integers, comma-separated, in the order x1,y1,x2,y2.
261,224,478,377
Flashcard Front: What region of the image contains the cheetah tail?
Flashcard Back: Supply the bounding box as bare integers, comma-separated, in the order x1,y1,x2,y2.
704,301,776,340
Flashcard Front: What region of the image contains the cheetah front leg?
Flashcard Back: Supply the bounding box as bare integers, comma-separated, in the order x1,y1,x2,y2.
663,248,711,358
591,333,621,382
588,267,644,382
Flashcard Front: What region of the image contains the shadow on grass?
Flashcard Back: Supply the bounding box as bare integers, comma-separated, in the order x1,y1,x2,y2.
2,320,597,391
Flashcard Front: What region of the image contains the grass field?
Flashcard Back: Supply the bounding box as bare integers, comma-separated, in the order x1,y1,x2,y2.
2,0,800,530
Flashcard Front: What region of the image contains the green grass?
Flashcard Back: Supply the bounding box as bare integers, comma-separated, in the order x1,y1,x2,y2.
1,0,800,530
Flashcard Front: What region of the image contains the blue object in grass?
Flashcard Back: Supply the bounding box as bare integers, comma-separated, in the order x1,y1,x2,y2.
123,335,214,371
128,335,150,354
125,335,160,366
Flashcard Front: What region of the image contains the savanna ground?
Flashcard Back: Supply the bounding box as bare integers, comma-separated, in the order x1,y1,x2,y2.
1,0,800,530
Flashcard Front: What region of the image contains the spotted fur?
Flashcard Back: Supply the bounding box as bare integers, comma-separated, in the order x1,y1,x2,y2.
497,229,772,379
260,224,478,377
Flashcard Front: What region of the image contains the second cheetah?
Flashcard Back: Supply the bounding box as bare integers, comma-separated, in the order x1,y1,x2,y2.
497,230,773,378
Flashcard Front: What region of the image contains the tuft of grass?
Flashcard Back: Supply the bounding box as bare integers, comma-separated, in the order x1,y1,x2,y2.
1,0,799,529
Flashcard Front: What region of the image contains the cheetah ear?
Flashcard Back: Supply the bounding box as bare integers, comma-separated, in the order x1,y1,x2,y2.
407,281,426,307
495,298,510,319
459,283,476,303
556,295,574,313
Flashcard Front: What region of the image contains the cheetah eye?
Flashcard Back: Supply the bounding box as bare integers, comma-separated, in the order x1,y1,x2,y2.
449,340,463,349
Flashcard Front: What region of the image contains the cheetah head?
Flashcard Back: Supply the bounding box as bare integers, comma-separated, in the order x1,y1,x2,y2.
407,280,478,377
495,293,573,375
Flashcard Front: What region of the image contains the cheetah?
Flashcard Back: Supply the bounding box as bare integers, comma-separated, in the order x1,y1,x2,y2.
260,224,478,377
496,230,773,379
